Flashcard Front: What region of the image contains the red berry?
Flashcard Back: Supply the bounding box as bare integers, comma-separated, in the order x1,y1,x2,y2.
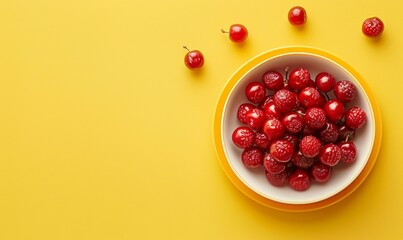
255,131,271,149
338,124,355,141
292,150,314,169
338,141,357,164
289,169,311,191
319,121,339,143
324,99,345,122
263,153,286,174
245,108,265,130
299,87,322,108
245,82,266,104
304,107,327,129
262,71,284,91
183,46,204,69
262,102,283,120
237,103,255,124
333,80,357,102
362,17,384,38
274,89,297,113
345,107,367,129
283,133,299,149
315,72,336,92
270,140,294,162
289,68,310,91
232,126,255,149
258,95,274,109
282,112,304,134
311,162,332,183
262,118,285,141
299,135,322,158
288,6,307,26
223,24,248,42
300,125,317,137
241,147,264,168
265,170,289,187
319,143,342,167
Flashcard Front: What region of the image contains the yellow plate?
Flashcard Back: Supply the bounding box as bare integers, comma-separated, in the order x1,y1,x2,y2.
213,46,382,212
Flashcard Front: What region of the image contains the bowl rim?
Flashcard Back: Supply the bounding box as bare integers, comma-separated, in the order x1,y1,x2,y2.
213,46,382,212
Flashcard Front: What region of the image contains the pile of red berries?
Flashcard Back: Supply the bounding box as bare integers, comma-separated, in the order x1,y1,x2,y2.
231,68,367,191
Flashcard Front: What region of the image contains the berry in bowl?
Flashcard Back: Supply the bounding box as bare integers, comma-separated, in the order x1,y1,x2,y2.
213,46,382,212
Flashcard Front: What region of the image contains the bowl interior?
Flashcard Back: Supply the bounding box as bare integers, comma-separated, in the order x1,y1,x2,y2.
222,52,375,204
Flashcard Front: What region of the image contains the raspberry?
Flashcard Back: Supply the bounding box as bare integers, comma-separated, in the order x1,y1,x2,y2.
274,89,297,113
345,107,367,129
333,80,357,103
362,17,384,38
304,107,326,129
299,135,322,158
241,147,264,168
262,71,284,91
263,153,286,174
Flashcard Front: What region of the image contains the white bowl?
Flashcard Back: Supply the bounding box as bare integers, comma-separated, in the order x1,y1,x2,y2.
213,46,382,211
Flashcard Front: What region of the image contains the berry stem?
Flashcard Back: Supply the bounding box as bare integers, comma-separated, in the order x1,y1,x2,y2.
221,29,228,33
285,67,290,84
183,46,190,52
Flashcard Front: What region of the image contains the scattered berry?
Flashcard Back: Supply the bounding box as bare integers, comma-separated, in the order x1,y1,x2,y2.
288,6,307,26
183,46,204,69
222,24,248,42
362,17,384,38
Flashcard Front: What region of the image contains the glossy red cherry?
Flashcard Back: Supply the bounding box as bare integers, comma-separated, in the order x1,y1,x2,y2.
315,72,336,92
299,87,321,108
241,147,264,168
245,82,266,104
289,68,310,91
338,141,357,164
258,95,274,109
263,102,283,120
237,103,255,124
262,71,284,91
183,46,204,69
274,89,297,113
362,17,384,38
270,140,294,162
282,112,304,134
288,6,307,26
304,107,327,129
255,131,271,149
345,107,367,129
245,108,265,130
222,24,248,42
333,80,357,102
232,126,255,149
319,143,342,167
299,135,322,158
311,162,332,183
289,169,311,191
324,99,345,122
262,118,285,141
264,153,286,174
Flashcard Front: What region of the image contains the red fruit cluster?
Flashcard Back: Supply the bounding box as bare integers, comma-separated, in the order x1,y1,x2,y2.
232,67,367,191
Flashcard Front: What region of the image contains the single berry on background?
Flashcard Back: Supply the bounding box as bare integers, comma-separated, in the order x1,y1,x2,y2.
265,170,289,187
255,131,271,149
315,72,336,92
262,71,284,90
319,143,342,167
292,150,314,169
311,162,332,183
270,140,294,162
362,17,384,38
264,153,286,174
288,6,307,26
245,108,266,130
245,82,266,104
237,103,255,124
222,24,248,43
345,107,367,129
324,99,345,122
274,89,297,113
304,107,327,129
232,126,255,149
183,46,204,69
333,80,357,102
289,169,311,191
338,141,357,164
262,118,285,141
299,135,322,158
241,147,264,168
289,68,311,91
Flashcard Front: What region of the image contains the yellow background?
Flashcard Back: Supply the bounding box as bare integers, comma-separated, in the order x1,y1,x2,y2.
0,0,401,239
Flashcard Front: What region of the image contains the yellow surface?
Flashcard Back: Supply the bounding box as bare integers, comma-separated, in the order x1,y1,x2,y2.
0,0,400,239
